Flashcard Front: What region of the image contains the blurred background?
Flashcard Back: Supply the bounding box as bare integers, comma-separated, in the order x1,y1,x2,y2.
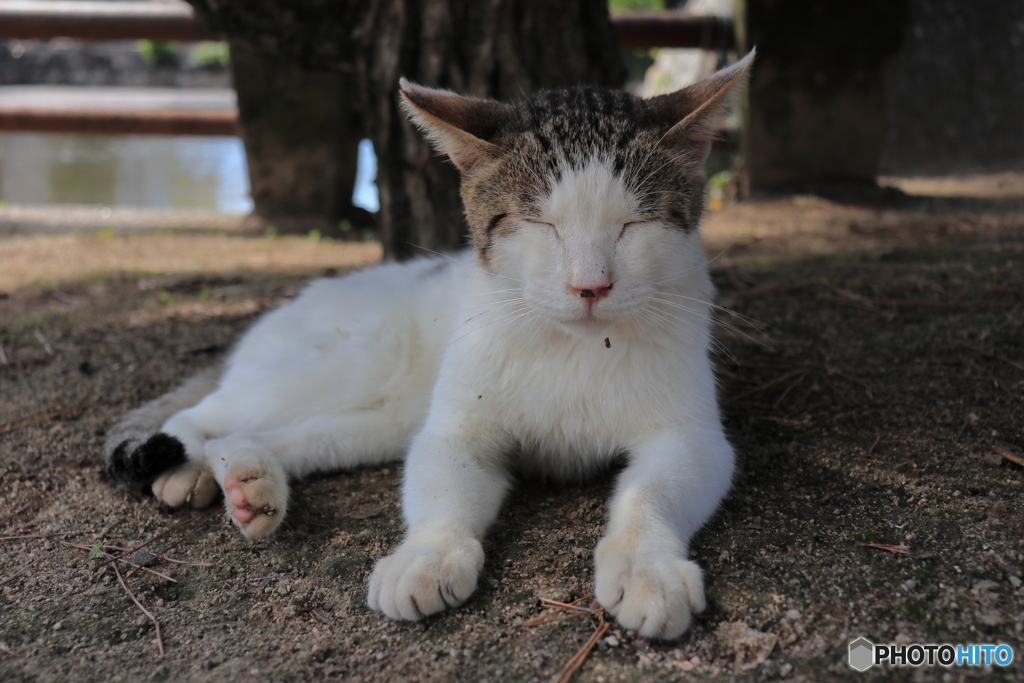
1,0,1018,249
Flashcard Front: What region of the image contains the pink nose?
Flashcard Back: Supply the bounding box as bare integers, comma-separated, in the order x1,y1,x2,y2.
569,283,613,300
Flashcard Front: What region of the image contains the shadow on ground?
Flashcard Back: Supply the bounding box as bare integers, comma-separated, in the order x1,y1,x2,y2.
1,200,1022,682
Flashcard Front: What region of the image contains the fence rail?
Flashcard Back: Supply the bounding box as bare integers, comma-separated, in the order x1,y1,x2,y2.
0,1,735,136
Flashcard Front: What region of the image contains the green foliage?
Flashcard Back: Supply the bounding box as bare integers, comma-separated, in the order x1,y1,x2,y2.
87,545,104,559
903,598,927,621
188,42,230,69
138,41,181,68
308,229,322,242
610,0,665,10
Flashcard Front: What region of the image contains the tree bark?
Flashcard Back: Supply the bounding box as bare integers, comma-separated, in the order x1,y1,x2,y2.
187,0,626,259
230,40,372,237
733,0,910,196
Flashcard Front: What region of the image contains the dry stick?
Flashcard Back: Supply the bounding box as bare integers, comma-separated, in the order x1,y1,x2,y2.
538,597,599,614
87,543,213,567
0,404,62,430
0,531,80,542
865,434,881,458
729,413,814,428
726,368,809,405
771,371,808,410
124,508,220,579
521,611,588,628
59,541,177,582
0,556,43,588
856,543,910,555
0,404,90,437
113,561,165,657
93,509,218,573
0,501,37,528
957,341,1024,373
992,446,1024,467
554,621,610,683
33,330,54,356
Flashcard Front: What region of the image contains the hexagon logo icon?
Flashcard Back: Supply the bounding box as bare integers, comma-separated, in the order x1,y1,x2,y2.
849,638,875,671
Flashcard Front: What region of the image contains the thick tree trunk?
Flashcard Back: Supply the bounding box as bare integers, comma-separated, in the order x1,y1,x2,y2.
187,0,626,259
733,0,910,196
230,40,372,237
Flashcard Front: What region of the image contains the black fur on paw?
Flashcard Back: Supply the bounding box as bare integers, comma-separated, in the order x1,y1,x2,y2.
102,433,187,491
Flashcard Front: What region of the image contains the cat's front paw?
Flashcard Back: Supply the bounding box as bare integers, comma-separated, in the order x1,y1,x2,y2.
594,534,706,640
152,460,218,509
367,530,483,621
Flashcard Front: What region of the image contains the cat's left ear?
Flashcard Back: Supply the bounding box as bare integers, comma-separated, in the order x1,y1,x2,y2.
647,49,755,166
399,80,508,174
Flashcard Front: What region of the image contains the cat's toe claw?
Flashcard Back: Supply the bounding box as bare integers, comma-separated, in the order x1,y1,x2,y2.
151,461,217,509
595,538,705,640
367,530,483,621
222,467,287,539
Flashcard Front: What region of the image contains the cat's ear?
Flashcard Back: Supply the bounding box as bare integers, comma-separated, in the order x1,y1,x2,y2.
647,49,755,165
399,79,507,174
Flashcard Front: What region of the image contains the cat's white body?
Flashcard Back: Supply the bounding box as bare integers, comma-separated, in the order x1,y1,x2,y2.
105,54,753,639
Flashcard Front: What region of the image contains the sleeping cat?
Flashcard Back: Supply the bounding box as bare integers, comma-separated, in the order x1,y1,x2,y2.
101,50,753,640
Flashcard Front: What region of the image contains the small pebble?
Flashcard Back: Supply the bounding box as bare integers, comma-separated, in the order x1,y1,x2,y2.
605,636,619,647
785,609,801,620
779,662,793,677
52,621,63,631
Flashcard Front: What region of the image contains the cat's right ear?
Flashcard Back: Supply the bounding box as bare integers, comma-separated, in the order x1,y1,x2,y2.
399,80,507,174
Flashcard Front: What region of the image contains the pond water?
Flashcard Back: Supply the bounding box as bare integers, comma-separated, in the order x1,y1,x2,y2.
0,134,380,214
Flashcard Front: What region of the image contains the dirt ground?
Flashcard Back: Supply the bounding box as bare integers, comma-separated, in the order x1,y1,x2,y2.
1,180,1022,682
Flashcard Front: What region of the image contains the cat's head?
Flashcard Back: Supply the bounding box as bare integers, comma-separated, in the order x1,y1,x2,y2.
400,51,753,335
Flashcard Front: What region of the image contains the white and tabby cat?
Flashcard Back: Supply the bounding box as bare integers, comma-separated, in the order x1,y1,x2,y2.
102,51,753,639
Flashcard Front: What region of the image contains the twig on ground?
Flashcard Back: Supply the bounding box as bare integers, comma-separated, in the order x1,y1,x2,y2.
113,561,164,657
0,556,44,588
538,597,599,614
728,413,814,428
0,403,90,437
956,341,1024,373
726,368,809,405
554,621,610,683
0,501,37,528
865,434,881,458
1,531,80,542
856,543,910,555
992,446,1024,467
52,289,85,306
124,509,219,579
33,330,54,356
93,509,218,573
80,543,213,567
60,542,177,582
521,611,589,628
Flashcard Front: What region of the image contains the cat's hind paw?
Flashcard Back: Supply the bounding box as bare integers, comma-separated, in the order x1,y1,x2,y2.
594,536,706,640
367,530,483,621
222,460,288,539
152,460,218,509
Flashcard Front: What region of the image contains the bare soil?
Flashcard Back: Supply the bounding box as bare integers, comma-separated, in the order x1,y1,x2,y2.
1,186,1022,683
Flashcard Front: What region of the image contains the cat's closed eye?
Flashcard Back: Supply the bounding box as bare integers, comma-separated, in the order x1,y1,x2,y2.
523,219,559,238
618,220,649,240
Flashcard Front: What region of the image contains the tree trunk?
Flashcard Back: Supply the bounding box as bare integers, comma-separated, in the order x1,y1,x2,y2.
230,40,372,238
733,0,910,196
187,0,626,259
